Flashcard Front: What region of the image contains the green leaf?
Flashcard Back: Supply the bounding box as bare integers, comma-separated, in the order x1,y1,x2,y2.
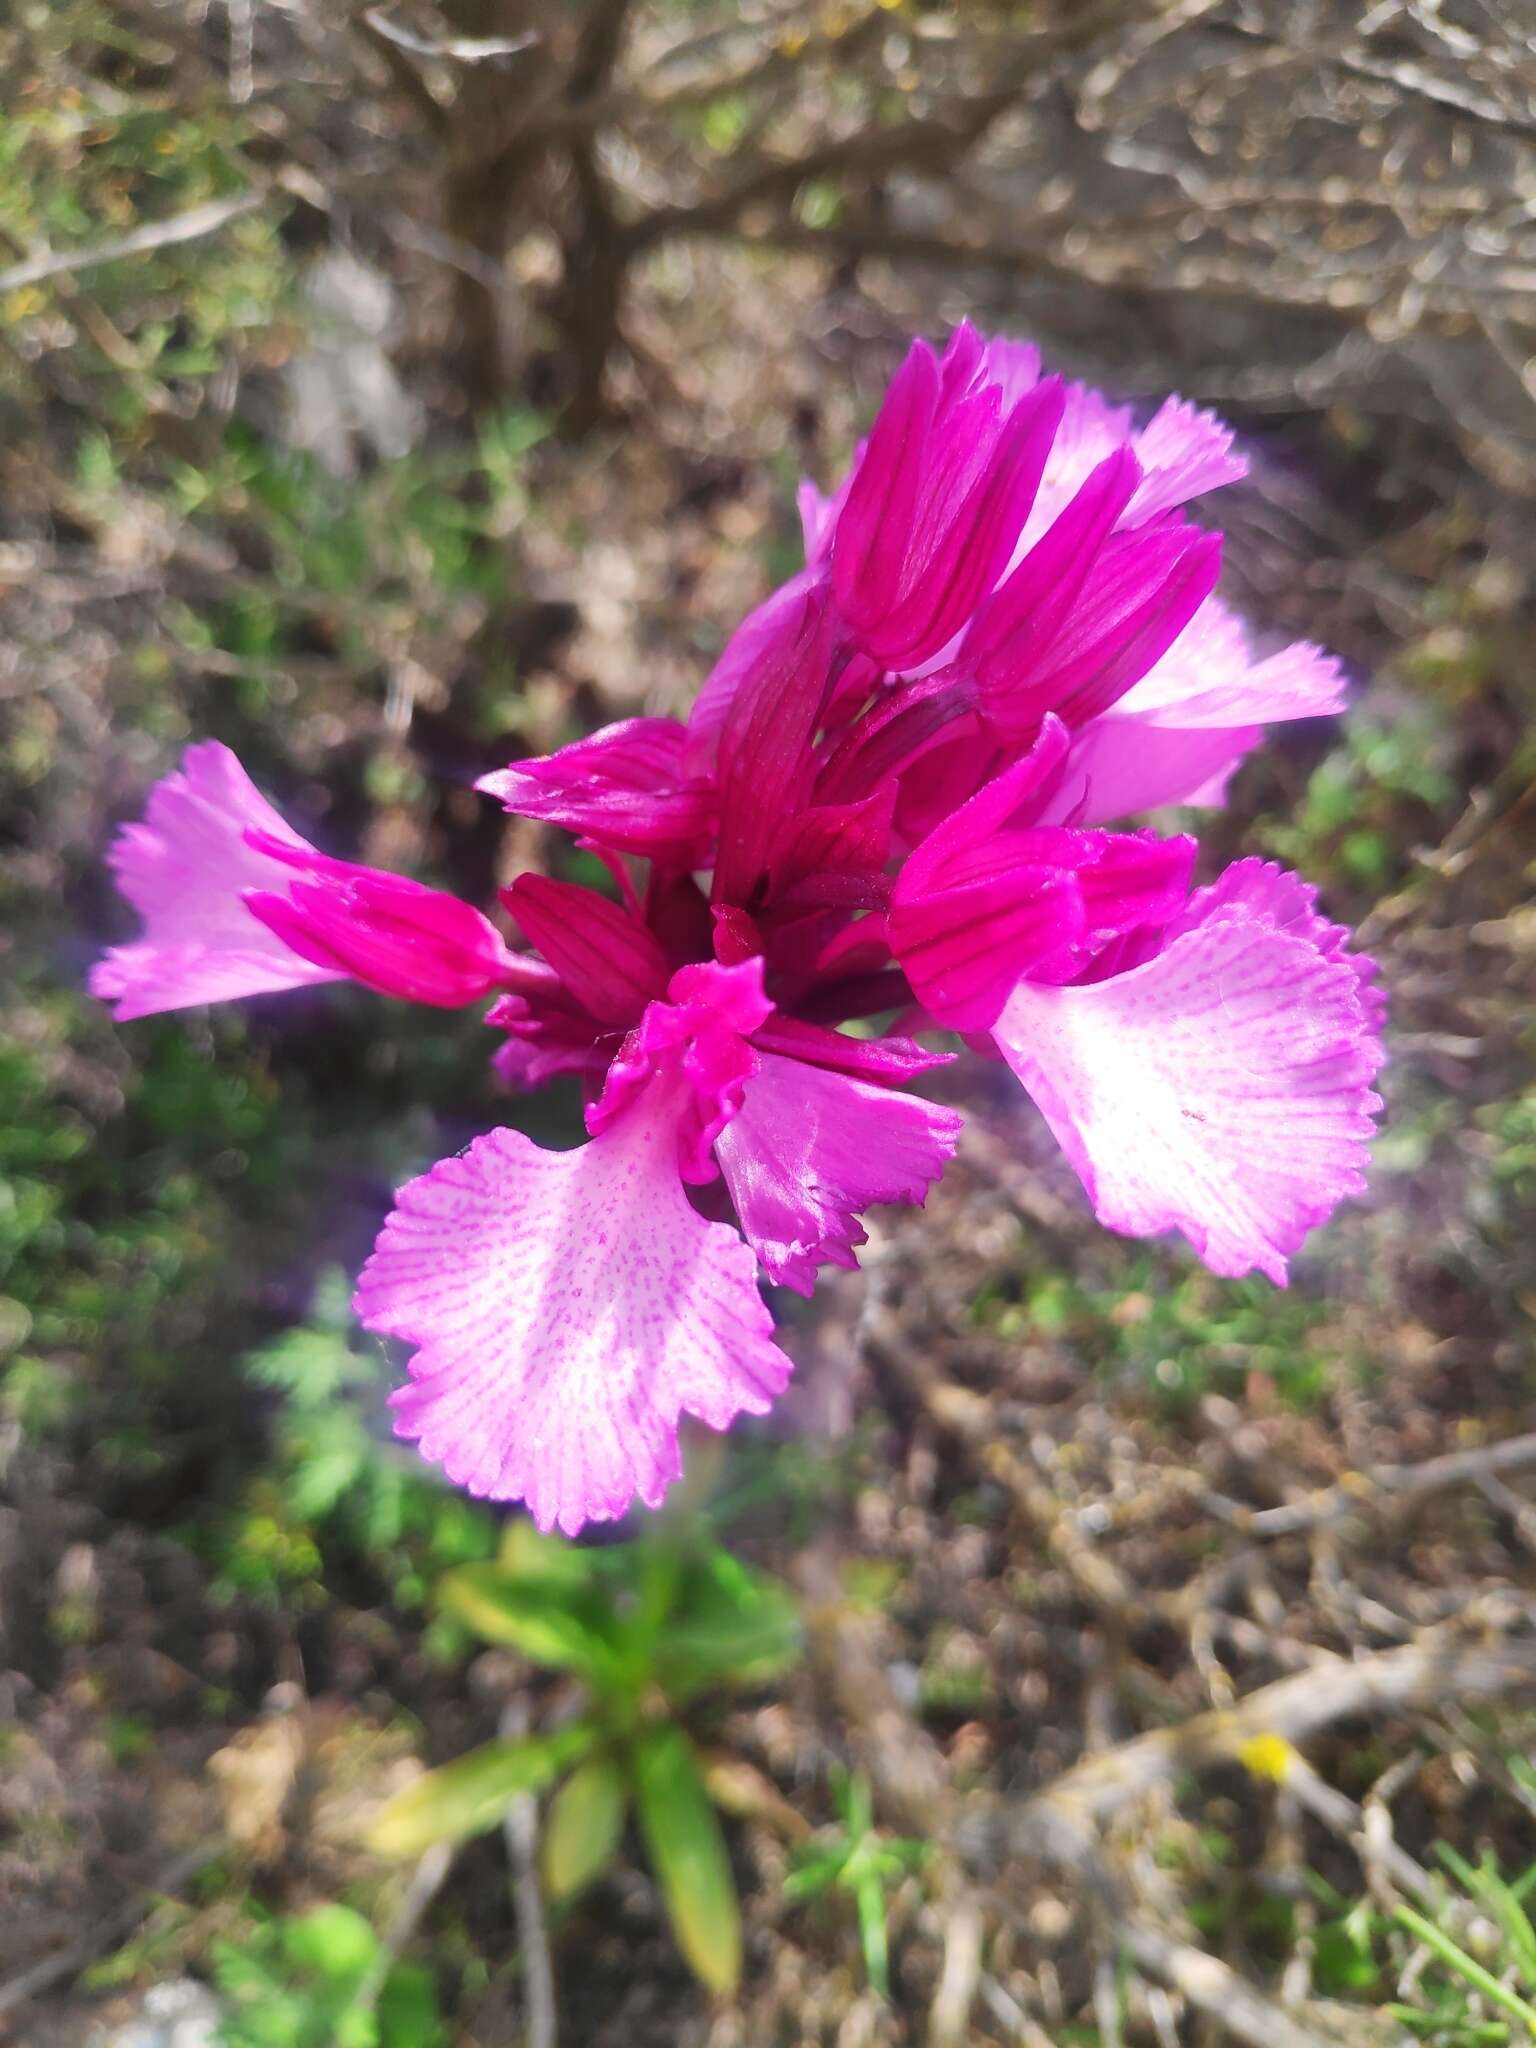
655,1550,801,1699
782,1852,844,1900
856,1873,891,1999
631,1723,741,1995
281,1904,378,1981
378,1960,443,2048
497,1518,598,1590
369,1723,596,1857
542,1752,627,1902
438,1564,622,1683
1393,1903,1536,2030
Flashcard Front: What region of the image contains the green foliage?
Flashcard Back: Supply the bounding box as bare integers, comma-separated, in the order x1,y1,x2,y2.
369,1522,803,1992
1257,703,1458,889
542,1754,629,1903
1386,1849,1536,2044
972,1255,1352,1415
783,1771,928,1999
1249,1839,1536,2045
0,7,282,437
158,411,543,688
212,1902,443,2048
370,1724,598,1858
439,1520,802,1713
211,1268,496,1607
632,1720,742,1995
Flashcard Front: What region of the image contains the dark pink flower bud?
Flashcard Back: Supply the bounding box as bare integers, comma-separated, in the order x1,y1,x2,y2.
500,872,670,1025
832,328,1065,668
245,864,514,1008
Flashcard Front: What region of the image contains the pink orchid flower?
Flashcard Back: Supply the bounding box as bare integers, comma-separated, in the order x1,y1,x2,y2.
93,328,1385,1534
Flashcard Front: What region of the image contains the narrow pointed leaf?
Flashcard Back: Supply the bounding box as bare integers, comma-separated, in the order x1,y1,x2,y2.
497,1518,600,1591
542,1752,628,1902
439,1564,624,1682
369,1722,597,1857
632,1723,742,1995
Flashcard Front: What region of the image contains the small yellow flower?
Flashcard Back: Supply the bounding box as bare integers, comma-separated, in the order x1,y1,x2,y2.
1237,1733,1295,1784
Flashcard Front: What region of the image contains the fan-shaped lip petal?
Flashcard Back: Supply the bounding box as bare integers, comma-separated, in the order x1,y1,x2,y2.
993,875,1384,1283
1165,856,1386,1028
355,1097,791,1535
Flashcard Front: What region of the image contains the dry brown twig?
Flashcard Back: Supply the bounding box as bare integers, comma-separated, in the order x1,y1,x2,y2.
982,1635,1536,2048
0,192,264,294
501,1698,558,2048
1202,1429,1536,1539
999,1634,1536,1854
856,1298,1536,2040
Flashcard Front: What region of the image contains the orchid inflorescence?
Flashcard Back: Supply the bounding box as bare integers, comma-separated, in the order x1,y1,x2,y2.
93,328,1385,1536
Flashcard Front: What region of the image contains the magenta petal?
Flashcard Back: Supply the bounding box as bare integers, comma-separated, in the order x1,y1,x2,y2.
685,571,827,780
973,518,1224,740
1036,716,1262,827
832,332,1068,669
90,741,345,1019
356,1099,792,1535
501,873,670,1026
891,868,1084,1033
859,376,1066,667
478,718,717,865
1035,601,1347,824
1010,379,1245,552
587,958,771,1182
967,448,1141,671
711,588,838,909
1063,829,1198,976
994,898,1384,1283
245,869,512,1008
1165,857,1386,1029
832,339,939,642
749,1014,953,1083
715,1052,962,1293
1125,395,1247,521
813,672,974,811
1116,598,1347,728
767,782,896,900
487,993,612,1093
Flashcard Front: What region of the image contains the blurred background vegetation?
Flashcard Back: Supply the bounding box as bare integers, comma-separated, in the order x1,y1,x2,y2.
2,3,1535,2043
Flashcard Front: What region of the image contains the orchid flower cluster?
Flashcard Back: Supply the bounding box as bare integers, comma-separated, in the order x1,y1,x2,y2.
93,328,1385,1536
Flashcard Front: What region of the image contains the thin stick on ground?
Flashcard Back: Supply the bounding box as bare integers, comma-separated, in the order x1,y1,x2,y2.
999,1633,1536,1850
927,1888,985,2048
501,1700,558,2048
341,1841,454,2029
1203,1430,1536,1538
0,1841,221,2020
0,193,265,293
1117,1915,1342,2048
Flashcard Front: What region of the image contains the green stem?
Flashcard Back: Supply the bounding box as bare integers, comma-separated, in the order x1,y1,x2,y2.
1394,1903,1536,2034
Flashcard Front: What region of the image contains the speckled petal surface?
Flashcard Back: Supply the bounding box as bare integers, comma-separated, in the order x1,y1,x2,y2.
995,899,1384,1283
355,1089,791,1535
